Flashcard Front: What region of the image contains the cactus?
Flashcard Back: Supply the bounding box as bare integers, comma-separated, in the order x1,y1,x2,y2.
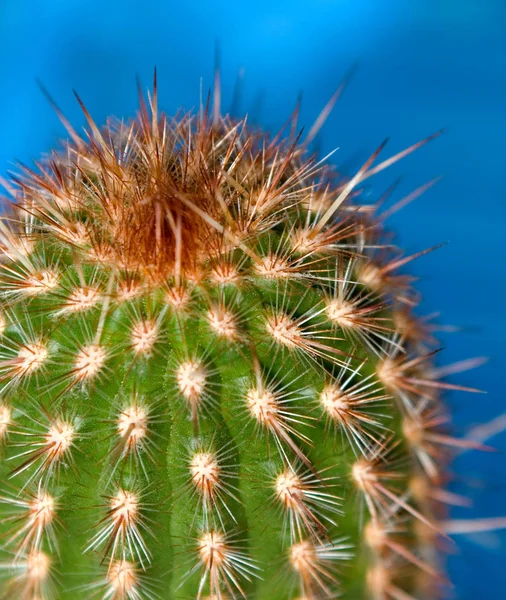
0,79,483,600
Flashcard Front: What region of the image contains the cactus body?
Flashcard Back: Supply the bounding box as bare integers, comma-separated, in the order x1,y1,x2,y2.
0,86,471,599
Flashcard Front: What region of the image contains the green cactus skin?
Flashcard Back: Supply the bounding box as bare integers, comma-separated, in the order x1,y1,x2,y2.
0,83,477,600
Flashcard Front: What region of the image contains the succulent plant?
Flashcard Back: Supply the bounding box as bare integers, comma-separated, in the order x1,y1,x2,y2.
0,77,485,600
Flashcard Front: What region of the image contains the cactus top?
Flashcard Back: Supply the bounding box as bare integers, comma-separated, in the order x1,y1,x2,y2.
0,84,478,600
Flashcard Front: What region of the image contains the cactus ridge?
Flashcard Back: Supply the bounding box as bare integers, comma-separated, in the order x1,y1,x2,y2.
0,81,480,599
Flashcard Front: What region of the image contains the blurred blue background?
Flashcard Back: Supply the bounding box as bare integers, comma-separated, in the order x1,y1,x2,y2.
0,0,505,596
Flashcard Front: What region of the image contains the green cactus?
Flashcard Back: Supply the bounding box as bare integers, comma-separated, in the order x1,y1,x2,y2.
0,81,481,600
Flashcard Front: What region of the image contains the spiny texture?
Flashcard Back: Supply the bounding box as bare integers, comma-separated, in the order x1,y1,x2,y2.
0,85,481,600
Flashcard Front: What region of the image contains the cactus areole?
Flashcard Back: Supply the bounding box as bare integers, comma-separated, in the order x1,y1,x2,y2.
0,81,477,599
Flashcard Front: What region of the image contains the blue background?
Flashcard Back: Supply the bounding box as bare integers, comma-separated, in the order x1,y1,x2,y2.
0,1,505,597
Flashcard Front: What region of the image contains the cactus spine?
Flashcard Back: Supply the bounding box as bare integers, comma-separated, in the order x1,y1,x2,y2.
0,80,480,599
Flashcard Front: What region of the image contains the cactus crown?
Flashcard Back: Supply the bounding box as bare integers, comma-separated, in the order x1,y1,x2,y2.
0,79,478,599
